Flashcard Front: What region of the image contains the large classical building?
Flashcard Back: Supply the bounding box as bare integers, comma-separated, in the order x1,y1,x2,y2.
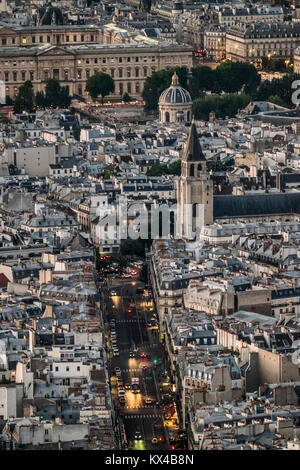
226,21,300,66
0,23,193,99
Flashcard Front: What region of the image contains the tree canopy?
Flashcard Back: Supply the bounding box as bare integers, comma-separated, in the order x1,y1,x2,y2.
146,160,181,177
85,72,115,103
192,93,251,120
14,81,34,113
142,67,189,111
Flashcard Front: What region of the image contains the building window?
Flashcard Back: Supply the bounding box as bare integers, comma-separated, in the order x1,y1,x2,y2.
39,36,43,43
127,68,131,78
86,69,90,79
119,83,123,95
44,70,49,80
81,35,84,42
77,70,82,79
77,366,80,371
66,366,69,371
64,70,69,80
66,35,69,42
30,71,34,81
13,71,17,81
94,58,98,64
22,71,26,81
135,68,139,77
119,57,123,63
119,68,123,78
22,37,26,44
91,35,94,41
111,69,115,78
47,36,50,43
55,367,59,371
73,35,77,42
127,82,131,93
1,39,6,45
136,82,140,93
4,72,9,81
32,36,35,43
143,67,147,77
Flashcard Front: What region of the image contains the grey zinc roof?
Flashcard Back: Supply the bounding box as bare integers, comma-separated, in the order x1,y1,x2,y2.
213,192,300,219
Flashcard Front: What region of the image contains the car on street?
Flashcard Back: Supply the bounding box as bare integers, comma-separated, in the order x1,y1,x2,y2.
145,398,153,405
125,383,131,390
134,431,142,440
119,398,125,406
141,365,147,371
151,437,158,444
112,339,118,345
113,349,119,356
110,290,117,296
129,351,135,358
140,352,147,358
115,367,121,373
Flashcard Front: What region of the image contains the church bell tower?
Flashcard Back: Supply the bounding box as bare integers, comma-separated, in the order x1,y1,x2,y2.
177,122,213,240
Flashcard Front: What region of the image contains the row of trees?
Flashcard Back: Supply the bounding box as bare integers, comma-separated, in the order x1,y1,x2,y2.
146,160,181,177
13,79,71,113
192,93,251,121
142,61,261,110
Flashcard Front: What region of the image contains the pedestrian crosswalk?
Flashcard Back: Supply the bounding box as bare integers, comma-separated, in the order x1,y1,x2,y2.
115,319,146,323
119,344,160,353
124,405,158,410
123,414,161,419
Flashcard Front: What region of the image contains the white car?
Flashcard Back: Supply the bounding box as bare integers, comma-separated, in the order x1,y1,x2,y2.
110,290,117,296
113,350,119,357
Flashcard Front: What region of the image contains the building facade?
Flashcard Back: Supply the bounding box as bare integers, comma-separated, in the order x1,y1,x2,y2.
0,42,193,99
226,21,300,66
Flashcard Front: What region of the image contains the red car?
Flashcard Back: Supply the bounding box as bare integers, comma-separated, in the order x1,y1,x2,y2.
140,352,147,358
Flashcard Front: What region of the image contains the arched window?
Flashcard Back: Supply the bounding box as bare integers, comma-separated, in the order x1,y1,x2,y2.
190,164,194,177
187,111,191,122
198,163,202,174
165,112,170,122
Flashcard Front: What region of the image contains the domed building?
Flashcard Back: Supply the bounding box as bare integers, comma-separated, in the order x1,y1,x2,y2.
159,72,192,124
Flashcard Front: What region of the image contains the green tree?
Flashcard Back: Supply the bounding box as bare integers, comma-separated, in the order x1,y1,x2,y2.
193,93,251,120
35,91,45,108
215,61,261,95
5,95,13,106
268,95,287,107
102,169,114,179
168,160,181,176
72,125,81,141
189,66,218,98
14,81,34,113
122,92,132,103
255,73,300,107
85,72,115,103
142,66,189,111
147,164,166,177
43,79,71,108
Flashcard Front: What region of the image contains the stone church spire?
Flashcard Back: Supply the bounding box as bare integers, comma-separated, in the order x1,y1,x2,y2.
177,122,214,240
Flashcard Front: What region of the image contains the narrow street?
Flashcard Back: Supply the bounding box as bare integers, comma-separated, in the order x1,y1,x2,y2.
101,279,175,451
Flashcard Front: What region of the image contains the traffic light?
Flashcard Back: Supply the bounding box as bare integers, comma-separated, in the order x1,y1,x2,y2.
153,359,157,364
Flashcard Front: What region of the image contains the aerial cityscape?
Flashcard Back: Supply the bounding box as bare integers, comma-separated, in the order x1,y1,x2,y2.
2,0,300,457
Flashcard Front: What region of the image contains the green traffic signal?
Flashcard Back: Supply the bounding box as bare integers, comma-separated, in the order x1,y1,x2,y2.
153,359,157,364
